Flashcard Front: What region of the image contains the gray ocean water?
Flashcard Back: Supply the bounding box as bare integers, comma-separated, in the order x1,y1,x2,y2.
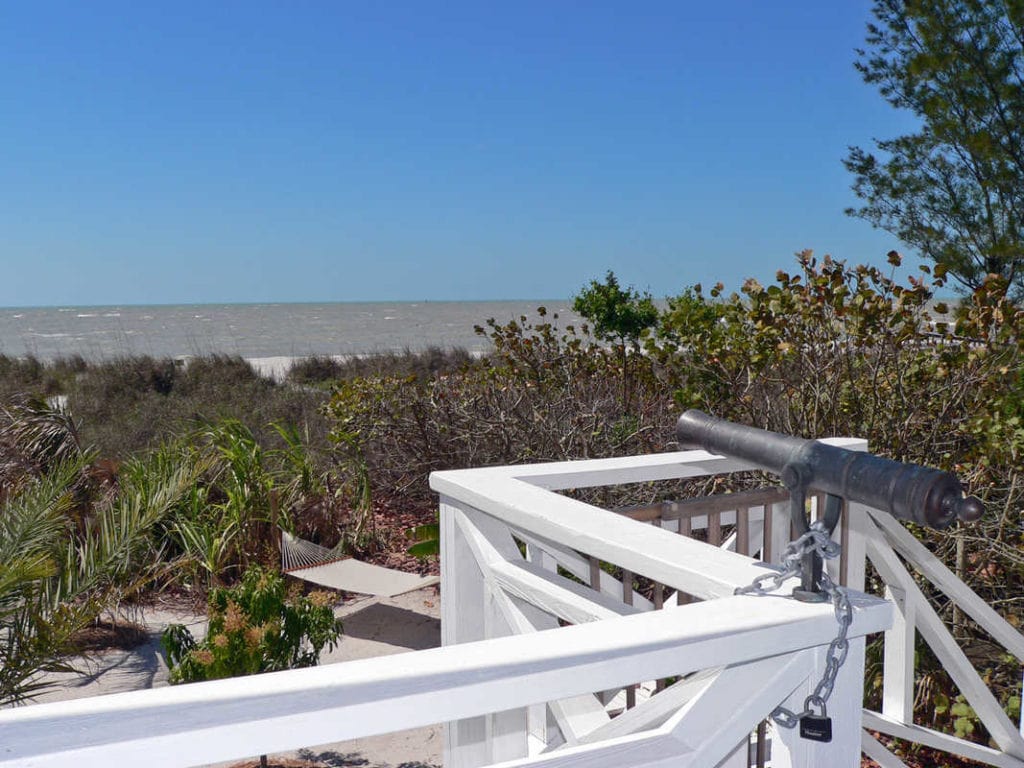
0,301,582,361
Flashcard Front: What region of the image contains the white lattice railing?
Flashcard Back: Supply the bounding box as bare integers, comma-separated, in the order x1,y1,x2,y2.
431,441,892,768
2,441,1017,768
432,443,1024,768
858,508,1024,768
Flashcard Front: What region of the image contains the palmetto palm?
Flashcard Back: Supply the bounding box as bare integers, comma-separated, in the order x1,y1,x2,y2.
0,402,199,704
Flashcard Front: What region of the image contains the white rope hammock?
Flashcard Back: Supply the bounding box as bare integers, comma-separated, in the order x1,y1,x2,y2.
281,531,439,598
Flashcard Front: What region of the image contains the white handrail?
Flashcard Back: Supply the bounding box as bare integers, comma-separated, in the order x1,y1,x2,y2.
0,591,889,768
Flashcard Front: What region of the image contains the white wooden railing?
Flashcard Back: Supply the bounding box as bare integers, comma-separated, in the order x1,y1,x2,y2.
858,508,1024,768
0,442,1018,767
431,441,890,768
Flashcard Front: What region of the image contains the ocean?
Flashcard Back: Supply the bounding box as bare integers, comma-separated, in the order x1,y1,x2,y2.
0,301,582,362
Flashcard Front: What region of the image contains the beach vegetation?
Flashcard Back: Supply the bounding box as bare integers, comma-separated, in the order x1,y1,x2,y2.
406,519,440,559
326,308,672,505
161,565,342,768
66,355,330,459
287,346,474,386
0,435,201,704
161,565,341,684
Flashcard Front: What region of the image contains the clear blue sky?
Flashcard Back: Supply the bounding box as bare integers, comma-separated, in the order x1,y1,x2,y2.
0,1,919,307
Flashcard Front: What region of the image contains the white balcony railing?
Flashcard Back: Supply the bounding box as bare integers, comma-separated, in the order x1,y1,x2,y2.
431,441,890,768
1,441,1018,767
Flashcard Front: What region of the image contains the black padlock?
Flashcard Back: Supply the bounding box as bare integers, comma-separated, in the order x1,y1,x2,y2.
799,714,833,742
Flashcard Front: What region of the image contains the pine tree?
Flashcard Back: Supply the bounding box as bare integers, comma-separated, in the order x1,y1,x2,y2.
845,0,1024,294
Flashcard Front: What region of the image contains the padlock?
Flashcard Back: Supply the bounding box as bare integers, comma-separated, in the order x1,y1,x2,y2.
799,714,832,743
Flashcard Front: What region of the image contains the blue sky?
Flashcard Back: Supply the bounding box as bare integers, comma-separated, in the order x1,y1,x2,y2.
0,1,919,306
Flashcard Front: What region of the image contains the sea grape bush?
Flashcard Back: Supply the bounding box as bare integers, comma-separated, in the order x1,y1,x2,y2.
651,250,1023,467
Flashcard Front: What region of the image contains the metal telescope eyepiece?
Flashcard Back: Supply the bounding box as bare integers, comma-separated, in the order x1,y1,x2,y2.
675,410,984,529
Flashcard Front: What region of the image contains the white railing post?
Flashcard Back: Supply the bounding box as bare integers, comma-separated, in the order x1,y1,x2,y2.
484,585,529,763
444,500,534,765
881,584,915,724
746,504,767,560
525,542,557,754
768,498,790,566
843,501,869,593
770,636,868,768
441,497,489,768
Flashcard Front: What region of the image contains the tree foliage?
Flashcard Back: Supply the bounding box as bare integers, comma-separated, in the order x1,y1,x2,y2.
573,271,659,408
572,271,658,349
845,0,1024,294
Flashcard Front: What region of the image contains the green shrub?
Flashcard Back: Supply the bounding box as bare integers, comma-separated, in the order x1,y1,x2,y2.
161,566,341,684
161,418,350,588
20,355,330,460
326,309,674,502
651,251,1017,462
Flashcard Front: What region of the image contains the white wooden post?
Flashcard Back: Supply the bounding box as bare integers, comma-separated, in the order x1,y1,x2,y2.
477,509,532,764
770,636,867,768
485,583,530,763
768,499,791,566
843,501,869,593
747,504,766,560
527,541,558,574
441,498,489,768
882,584,915,724
526,542,557,754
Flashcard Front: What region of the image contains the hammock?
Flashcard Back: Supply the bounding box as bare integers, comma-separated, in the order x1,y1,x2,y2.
281,531,439,598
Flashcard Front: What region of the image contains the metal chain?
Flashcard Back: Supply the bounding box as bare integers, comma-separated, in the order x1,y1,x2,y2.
734,521,853,729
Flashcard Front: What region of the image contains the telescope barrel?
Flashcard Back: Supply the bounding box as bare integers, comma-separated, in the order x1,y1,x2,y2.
676,410,983,529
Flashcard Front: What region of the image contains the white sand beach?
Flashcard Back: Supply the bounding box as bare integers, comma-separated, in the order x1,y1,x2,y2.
245,355,341,382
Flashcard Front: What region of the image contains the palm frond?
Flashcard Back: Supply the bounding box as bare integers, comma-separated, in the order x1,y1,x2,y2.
2,398,85,473
0,446,204,704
